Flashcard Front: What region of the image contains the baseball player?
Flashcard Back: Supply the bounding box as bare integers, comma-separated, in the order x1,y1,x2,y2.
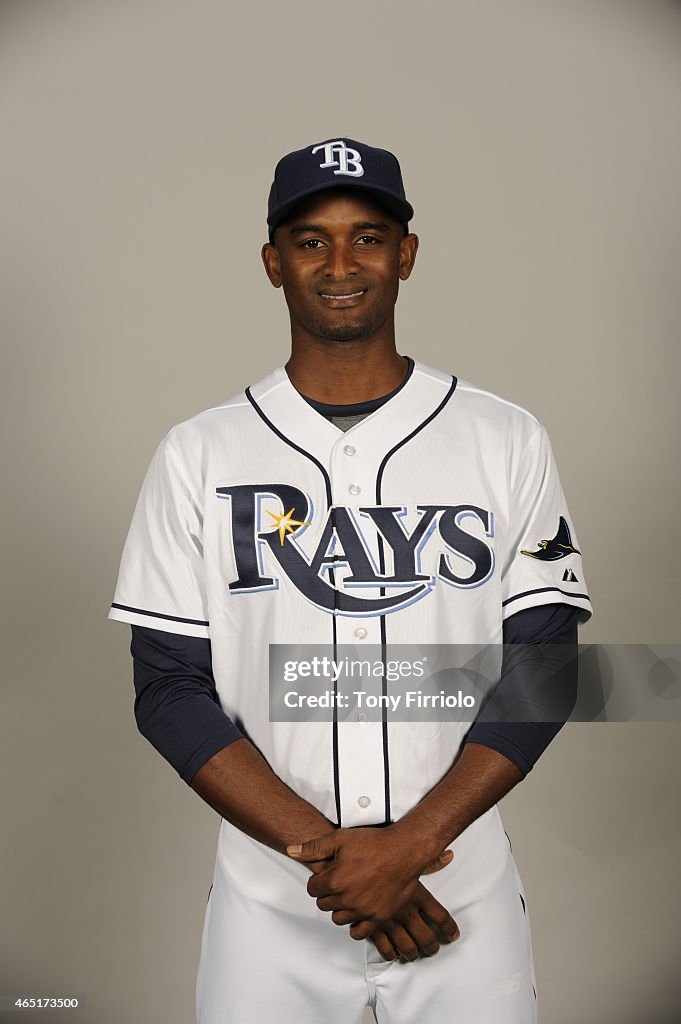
109,137,592,1023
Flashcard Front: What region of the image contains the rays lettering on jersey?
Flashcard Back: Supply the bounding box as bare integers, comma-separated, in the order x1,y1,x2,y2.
216,483,494,616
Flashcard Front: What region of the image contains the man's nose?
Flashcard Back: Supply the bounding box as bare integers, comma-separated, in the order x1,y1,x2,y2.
323,242,360,279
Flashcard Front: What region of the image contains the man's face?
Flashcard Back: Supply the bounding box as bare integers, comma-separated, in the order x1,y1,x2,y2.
261,190,418,343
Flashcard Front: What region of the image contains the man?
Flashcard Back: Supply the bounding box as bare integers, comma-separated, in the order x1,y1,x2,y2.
109,137,592,1023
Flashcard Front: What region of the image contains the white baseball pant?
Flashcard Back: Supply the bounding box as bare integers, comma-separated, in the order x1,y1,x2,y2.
196,821,538,1023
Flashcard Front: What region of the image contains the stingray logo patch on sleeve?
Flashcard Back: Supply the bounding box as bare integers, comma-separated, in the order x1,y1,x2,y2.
520,516,580,561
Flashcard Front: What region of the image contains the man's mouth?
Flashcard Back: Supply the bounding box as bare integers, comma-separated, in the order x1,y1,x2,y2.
318,289,367,307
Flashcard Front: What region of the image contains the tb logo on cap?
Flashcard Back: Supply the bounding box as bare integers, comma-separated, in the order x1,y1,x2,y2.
311,140,364,178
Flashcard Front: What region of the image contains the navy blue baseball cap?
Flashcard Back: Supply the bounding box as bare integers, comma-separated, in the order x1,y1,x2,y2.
267,137,414,242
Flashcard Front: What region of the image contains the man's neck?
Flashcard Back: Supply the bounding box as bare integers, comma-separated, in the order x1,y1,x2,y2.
285,338,409,405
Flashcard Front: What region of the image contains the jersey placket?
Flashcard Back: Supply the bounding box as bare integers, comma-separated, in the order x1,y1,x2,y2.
329,433,389,828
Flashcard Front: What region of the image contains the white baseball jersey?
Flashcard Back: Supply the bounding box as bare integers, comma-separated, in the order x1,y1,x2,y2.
109,359,591,1017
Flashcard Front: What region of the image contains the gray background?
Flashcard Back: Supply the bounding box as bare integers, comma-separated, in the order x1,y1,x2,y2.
2,0,680,1021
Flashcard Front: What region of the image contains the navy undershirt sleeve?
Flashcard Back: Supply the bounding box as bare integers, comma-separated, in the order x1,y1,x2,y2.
131,603,578,787
464,603,579,775
130,626,245,785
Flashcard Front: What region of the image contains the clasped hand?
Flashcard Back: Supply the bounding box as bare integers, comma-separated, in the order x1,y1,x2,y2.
287,826,460,961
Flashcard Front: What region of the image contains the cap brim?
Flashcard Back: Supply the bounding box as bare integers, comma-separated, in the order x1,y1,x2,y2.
268,179,414,239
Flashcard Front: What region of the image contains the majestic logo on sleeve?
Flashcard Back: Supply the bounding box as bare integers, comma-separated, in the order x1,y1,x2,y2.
216,483,495,616
520,516,580,561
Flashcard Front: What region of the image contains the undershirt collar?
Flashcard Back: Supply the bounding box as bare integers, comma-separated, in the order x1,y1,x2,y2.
298,356,415,418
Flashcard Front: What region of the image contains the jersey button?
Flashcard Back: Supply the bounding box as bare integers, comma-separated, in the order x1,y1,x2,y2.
358,795,371,808
355,712,368,723
348,483,361,495
343,444,356,456
354,627,367,640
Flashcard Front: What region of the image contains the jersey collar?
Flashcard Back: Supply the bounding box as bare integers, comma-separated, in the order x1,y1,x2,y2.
246,360,457,471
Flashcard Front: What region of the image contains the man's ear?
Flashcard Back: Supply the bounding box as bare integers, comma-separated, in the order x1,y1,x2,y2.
398,233,419,281
261,242,283,288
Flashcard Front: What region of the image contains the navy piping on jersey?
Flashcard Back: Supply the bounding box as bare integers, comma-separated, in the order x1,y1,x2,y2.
328,511,342,826
245,387,333,506
502,585,590,608
375,375,459,500
374,374,459,825
111,602,210,627
244,384,342,826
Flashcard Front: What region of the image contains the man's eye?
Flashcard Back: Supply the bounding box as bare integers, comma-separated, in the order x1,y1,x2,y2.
358,235,379,245
301,238,323,249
